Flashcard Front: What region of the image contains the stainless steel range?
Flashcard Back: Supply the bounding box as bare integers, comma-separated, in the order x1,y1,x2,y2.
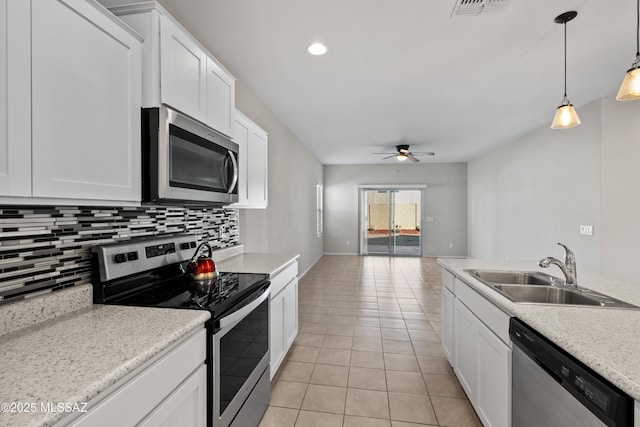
92,234,270,427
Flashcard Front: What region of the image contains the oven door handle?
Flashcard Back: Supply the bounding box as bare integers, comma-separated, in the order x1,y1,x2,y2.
219,285,270,330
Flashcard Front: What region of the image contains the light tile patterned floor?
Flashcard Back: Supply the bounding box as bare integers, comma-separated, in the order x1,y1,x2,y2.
259,255,483,427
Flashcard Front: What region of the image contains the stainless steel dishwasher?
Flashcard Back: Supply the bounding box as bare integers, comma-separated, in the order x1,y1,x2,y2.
510,318,633,427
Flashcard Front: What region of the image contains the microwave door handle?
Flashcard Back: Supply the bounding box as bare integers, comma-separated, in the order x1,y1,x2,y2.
226,150,238,194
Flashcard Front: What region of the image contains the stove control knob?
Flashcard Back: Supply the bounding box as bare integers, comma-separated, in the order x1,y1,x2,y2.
127,251,139,261
180,242,191,250
114,253,127,263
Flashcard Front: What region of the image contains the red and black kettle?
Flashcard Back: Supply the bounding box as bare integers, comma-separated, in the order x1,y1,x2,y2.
186,242,218,294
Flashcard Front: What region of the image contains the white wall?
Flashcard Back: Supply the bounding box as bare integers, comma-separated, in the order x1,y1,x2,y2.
235,81,324,275
468,97,640,284
468,100,601,270
601,98,640,283
324,163,467,256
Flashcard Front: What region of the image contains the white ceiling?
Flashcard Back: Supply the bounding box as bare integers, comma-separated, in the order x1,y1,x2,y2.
162,0,635,164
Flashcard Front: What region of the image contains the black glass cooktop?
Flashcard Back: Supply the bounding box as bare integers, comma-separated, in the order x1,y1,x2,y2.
97,265,269,320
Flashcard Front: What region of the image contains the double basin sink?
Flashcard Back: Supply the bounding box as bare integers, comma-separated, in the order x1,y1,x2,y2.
464,269,638,309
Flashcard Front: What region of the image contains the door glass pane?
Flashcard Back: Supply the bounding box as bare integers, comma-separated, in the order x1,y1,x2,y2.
363,189,421,256
366,190,392,254
392,190,421,256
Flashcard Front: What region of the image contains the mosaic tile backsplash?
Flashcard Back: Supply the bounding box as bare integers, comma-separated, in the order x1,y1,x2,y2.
0,205,239,304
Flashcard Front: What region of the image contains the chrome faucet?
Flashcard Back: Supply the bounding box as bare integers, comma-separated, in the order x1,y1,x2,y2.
538,242,578,288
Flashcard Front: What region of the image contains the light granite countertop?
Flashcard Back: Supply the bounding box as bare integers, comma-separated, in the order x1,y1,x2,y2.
216,252,300,276
438,258,640,401
0,301,209,427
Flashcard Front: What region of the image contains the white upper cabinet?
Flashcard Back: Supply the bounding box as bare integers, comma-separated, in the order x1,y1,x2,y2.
160,15,207,124
110,2,236,138
30,0,141,202
0,0,32,197
0,0,142,204
205,57,235,138
229,110,268,209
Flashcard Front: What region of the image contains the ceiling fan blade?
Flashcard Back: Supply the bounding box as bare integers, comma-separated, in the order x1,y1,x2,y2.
381,154,397,159
373,152,396,155
412,151,435,156
407,153,420,163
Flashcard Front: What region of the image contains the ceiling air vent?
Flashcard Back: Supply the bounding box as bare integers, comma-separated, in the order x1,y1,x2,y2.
450,0,511,17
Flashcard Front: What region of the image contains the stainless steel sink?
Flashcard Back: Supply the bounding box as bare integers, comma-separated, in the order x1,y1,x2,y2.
466,269,559,286
464,269,638,309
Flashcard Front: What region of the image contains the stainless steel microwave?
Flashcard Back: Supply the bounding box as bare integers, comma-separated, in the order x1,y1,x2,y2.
142,105,239,206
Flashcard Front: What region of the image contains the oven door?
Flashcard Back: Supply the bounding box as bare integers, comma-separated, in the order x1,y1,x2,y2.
213,285,270,427
143,105,239,205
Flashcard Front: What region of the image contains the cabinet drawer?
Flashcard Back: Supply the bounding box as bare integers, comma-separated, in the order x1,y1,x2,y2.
455,278,510,345
270,261,298,298
68,328,206,427
442,269,455,292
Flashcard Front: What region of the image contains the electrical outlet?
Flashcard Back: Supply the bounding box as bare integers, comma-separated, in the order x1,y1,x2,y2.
580,225,594,236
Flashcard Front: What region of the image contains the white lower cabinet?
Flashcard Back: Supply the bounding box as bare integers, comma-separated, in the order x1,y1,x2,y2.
453,299,479,402
269,261,299,379
476,318,511,427
444,269,511,427
61,328,207,427
441,285,455,365
139,366,207,427
635,400,640,427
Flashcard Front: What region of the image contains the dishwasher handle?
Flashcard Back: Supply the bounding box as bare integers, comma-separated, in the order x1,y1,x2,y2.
534,356,563,385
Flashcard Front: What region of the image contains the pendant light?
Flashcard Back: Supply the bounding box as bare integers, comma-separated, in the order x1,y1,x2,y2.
617,0,640,100
551,11,581,129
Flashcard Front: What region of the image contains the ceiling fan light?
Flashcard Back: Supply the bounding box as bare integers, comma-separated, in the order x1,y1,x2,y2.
551,103,581,129
397,153,408,161
616,64,640,100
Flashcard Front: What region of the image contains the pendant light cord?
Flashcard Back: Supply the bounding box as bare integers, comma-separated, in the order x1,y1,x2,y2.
636,0,639,57
564,20,568,98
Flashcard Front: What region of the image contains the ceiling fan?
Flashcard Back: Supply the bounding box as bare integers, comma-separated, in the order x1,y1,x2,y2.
375,144,435,163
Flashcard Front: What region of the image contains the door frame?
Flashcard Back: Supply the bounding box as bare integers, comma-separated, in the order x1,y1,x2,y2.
358,184,426,256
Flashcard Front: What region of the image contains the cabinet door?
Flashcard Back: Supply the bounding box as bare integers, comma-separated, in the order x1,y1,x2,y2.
453,299,478,402
231,115,250,206
0,0,30,196
283,279,298,349
160,15,207,123
31,0,141,202
441,286,455,364
206,57,235,137
477,323,511,427
270,291,285,380
139,365,207,427
248,126,268,208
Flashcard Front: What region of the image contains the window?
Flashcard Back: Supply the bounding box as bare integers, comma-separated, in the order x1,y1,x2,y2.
316,184,323,237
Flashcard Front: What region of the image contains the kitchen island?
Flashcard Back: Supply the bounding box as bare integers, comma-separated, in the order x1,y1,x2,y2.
439,258,640,426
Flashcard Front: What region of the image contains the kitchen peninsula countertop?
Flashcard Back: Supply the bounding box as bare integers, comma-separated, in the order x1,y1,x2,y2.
0,293,209,427
438,258,640,401
216,252,300,276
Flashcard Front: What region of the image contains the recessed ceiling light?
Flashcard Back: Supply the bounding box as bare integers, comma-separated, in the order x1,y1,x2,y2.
307,43,327,55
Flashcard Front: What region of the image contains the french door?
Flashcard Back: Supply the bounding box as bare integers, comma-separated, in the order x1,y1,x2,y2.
359,186,423,256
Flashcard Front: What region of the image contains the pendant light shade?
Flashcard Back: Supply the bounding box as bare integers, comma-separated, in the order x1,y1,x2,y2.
617,0,640,101
551,11,580,130
551,97,581,129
